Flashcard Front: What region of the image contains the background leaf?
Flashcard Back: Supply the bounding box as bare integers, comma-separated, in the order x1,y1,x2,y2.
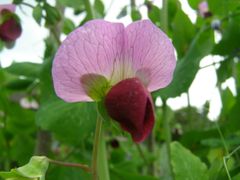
170,142,209,180
154,27,214,99
0,156,49,180
36,99,97,144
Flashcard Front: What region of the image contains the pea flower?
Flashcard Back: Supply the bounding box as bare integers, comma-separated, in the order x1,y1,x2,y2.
52,20,176,143
198,1,212,18
0,4,22,42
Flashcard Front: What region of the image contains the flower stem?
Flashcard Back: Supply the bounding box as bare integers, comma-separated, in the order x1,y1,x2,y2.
48,159,91,172
215,121,229,154
147,133,155,176
84,0,94,19
136,144,148,165
161,0,168,33
92,115,102,180
162,100,173,179
92,111,110,180
223,145,240,180
97,128,110,180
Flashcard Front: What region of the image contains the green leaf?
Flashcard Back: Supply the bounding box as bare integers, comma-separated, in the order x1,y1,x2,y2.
36,99,97,144
172,9,196,58
94,0,105,17
32,4,42,24
46,166,91,180
147,3,161,25
237,63,240,93
207,0,240,16
233,173,240,180
221,88,236,116
224,95,240,133
213,20,240,56
39,57,56,102
170,142,209,180
168,0,180,24
10,135,35,165
6,102,36,135
154,27,214,99
131,9,141,21
5,62,41,78
13,0,23,4
44,3,61,25
187,0,202,9
110,168,158,180
117,6,127,19
5,78,34,90
63,18,75,35
217,58,233,83
208,158,224,180
0,156,49,180
58,0,84,8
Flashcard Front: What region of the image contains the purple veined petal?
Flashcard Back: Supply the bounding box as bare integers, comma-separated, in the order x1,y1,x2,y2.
125,20,176,92
0,4,16,13
52,20,126,102
198,1,208,16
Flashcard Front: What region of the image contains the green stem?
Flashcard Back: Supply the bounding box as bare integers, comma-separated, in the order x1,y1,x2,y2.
161,0,168,32
1,95,10,171
92,115,103,180
3,116,10,171
97,128,110,180
223,145,240,180
21,2,35,9
48,159,91,172
84,0,94,19
136,144,148,165
92,111,110,180
162,100,173,179
215,121,229,154
161,0,172,177
147,133,155,176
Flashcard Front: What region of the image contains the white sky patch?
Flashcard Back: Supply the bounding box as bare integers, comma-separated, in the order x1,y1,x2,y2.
105,0,131,25
189,65,217,107
222,77,237,96
200,55,222,67
214,29,222,43
180,0,197,23
208,87,222,121
167,93,189,110
155,97,163,107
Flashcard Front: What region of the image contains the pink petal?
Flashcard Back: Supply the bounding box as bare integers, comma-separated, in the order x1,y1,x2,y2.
125,20,176,92
0,4,16,13
198,1,208,16
52,20,125,102
198,1,211,18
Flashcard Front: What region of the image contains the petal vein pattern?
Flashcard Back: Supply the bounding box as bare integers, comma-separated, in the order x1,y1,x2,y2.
52,19,176,102
125,20,176,92
52,20,126,102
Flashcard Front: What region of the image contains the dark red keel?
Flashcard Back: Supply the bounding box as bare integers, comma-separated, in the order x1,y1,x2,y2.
0,10,22,42
105,78,154,143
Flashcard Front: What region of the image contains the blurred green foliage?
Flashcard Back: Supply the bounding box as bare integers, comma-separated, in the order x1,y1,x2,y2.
0,0,240,179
